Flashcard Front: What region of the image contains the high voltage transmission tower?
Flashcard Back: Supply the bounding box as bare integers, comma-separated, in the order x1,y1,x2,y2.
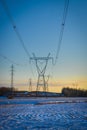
72,81,78,90
45,75,50,92
30,53,53,95
7,64,14,98
11,64,14,92
29,78,32,92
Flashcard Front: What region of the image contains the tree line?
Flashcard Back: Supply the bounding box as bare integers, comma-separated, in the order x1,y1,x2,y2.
62,87,87,97
0,87,16,96
0,86,87,97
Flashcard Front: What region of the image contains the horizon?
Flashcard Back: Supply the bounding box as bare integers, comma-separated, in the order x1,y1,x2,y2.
0,0,87,93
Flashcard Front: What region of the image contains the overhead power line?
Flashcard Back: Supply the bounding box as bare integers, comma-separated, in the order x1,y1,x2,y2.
0,53,20,65
55,0,69,65
1,0,31,58
0,53,28,66
1,0,36,79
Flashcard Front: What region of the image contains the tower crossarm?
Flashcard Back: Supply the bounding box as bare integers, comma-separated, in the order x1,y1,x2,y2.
30,57,53,61
30,52,53,61
30,53,53,75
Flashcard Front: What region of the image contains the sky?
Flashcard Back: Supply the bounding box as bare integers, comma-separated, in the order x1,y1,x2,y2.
0,0,87,92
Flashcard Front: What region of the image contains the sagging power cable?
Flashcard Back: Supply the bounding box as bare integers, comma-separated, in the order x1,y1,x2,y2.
1,0,36,79
1,0,31,58
0,53,29,67
54,0,69,65
0,53,20,66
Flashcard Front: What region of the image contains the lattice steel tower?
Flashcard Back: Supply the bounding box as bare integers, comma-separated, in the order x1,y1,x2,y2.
11,64,14,92
29,78,32,92
45,75,50,92
30,53,52,94
10,64,14,98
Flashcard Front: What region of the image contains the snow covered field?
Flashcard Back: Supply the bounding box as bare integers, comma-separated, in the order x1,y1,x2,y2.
0,97,87,130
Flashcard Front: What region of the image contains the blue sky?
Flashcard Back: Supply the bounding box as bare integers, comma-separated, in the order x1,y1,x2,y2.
0,0,87,92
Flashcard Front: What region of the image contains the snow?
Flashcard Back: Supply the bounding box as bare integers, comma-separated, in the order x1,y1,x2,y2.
0,97,87,130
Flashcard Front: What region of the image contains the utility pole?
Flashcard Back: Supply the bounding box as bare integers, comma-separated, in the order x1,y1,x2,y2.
30,53,53,96
11,64,14,93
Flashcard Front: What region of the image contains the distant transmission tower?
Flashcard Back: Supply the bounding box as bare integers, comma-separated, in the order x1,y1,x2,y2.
11,64,14,93
30,53,52,95
45,75,50,92
72,81,78,90
29,78,32,92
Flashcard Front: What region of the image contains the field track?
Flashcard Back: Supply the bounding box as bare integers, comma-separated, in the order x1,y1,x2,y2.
0,97,87,130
